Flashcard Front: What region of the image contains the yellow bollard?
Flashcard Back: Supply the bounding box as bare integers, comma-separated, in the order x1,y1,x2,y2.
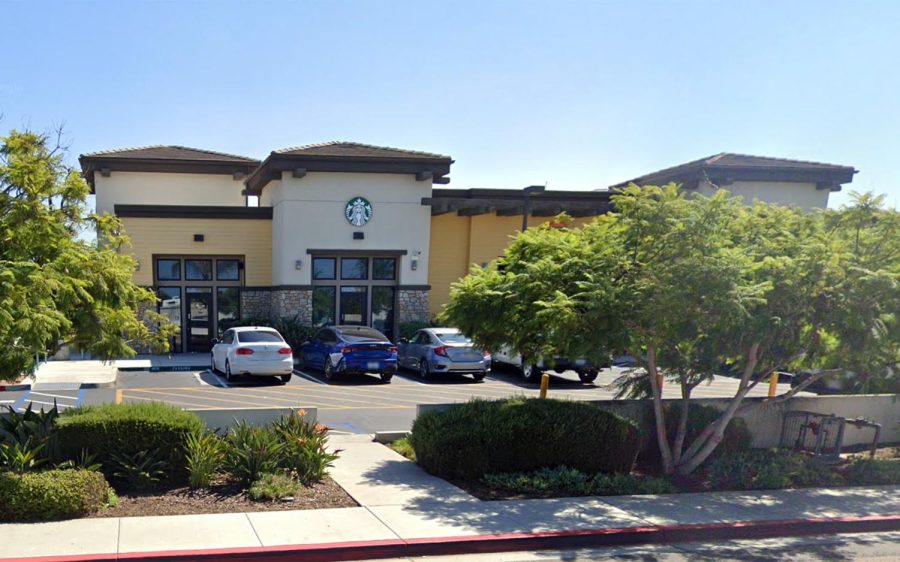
768,371,779,398
539,373,550,399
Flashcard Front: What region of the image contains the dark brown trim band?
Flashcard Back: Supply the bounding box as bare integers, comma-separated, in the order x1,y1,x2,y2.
398,285,431,290
115,205,273,220
245,154,452,194
80,158,260,191
305,249,408,256
424,189,612,217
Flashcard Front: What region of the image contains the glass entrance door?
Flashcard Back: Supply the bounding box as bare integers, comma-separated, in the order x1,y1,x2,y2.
339,286,368,325
186,288,214,352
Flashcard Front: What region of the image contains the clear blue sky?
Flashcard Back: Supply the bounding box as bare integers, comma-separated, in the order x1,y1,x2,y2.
2,0,899,208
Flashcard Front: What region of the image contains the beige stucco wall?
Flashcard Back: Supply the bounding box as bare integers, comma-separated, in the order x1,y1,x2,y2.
120,217,272,286
697,180,830,211
95,171,245,215
267,172,432,286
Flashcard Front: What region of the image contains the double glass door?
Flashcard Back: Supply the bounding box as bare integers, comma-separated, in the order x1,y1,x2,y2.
311,255,397,340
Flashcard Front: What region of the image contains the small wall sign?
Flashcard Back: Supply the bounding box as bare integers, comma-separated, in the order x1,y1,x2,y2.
345,196,373,226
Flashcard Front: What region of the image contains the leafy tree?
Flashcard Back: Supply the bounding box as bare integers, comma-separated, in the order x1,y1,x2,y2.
0,129,176,381
441,186,899,475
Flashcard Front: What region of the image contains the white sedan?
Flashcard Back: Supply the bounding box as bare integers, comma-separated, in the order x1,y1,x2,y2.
211,326,293,383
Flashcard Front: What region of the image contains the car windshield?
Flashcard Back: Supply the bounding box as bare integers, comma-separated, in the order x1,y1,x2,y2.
340,327,389,342
237,330,284,343
436,333,471,344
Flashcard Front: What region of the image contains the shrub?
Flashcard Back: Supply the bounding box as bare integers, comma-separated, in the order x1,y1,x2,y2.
270,411,338,484
0,403,60,465
231,315,315,351
706,449,839,491
185,431,226,489
224,422,286,485
248,471,301,501
482,466,672,497
390,436,416,461
109,449,170,491
0,441,47,473
409,398,640,480
57,403,204,482
639,403,753,470
845,459,900,486
0,469,112,522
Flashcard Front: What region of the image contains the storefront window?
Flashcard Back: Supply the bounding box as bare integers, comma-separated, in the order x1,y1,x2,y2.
372,286,395,340
217,287,240,336
312,287,336,326
313,258,336,280
341,258,368,280
185,259,213,281
157,259,181,281
372,258,396,280
216,260,240,281
157,287,182,349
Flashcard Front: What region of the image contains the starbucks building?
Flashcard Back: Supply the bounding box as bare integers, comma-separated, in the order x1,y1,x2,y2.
80,142,854,353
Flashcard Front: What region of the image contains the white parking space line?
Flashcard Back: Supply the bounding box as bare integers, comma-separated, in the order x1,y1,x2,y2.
293,370,327,385
28,391,79,401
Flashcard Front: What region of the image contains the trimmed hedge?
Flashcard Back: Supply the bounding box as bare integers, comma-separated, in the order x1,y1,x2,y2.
409,398,640,480
0,469,112,521
56,403,205,481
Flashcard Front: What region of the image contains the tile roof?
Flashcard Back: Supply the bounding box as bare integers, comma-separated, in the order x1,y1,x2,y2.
274,141,451,160
81,145,259,163
612,152,856,188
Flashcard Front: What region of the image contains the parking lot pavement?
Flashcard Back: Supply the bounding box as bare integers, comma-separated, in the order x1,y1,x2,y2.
8,386,84,412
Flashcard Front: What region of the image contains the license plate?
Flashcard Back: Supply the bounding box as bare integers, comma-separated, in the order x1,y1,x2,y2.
367,361,380,370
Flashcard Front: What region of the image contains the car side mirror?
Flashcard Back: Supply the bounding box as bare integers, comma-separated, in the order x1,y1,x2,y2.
399,338,408,344
211,338,219,344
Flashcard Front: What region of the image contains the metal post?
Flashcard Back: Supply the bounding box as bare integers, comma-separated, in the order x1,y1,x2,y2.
539,373,550,399
522,185,546,231
768,371,778,397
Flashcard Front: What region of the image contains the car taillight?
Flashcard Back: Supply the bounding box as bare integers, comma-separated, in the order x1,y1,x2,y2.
434,346,449,357
278,347,292,355
236,348,254,355
483,351,491,358
388,346,398,353
341,347,353,354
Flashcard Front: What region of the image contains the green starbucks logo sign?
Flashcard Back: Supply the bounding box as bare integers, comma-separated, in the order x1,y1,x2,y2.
345,196,373,226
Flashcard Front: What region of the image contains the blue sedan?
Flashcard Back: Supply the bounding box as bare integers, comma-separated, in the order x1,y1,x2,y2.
299,325,398,382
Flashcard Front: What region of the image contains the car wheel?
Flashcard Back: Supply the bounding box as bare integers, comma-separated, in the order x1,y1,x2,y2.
522,362,543,383
280,373,292,384
578,370,598,383
210,353,217,374
472,372,485,382
380,372,393,383
419,359,430,380
324,357,335,380
225,360,233,382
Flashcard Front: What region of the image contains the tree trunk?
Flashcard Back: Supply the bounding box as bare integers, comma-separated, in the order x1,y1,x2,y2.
646,345,674,474
676,342,760,475
671,375,691,465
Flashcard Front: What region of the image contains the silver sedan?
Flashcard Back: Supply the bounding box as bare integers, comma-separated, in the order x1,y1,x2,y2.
397,328,490,381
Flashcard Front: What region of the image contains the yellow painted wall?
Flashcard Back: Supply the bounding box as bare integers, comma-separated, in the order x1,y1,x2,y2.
427,213,602,317
120,217,272,286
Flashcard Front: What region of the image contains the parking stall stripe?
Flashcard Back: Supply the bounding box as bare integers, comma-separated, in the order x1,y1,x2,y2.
254,384,434,407
122,393,217,409
127,388,281,409
169,386,312,406
28,391,79,402
183,385,364,410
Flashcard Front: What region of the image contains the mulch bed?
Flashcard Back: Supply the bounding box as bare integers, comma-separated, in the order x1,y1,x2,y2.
92,476,357,518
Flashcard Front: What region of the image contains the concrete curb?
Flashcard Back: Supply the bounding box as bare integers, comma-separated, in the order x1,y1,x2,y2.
117,365,209,373
5,514,898,562
0,383,31,392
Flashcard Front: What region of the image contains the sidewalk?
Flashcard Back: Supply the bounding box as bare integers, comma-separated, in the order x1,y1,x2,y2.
0,434,897,561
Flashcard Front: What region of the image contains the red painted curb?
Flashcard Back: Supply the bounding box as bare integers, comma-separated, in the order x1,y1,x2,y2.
3,514,898,562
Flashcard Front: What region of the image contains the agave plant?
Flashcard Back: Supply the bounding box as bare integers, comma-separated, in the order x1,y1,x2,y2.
0,403,60,464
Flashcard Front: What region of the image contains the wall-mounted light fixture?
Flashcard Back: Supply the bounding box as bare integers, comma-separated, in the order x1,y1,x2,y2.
295,259,303,270
411,251,421,271
193,234,205,242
